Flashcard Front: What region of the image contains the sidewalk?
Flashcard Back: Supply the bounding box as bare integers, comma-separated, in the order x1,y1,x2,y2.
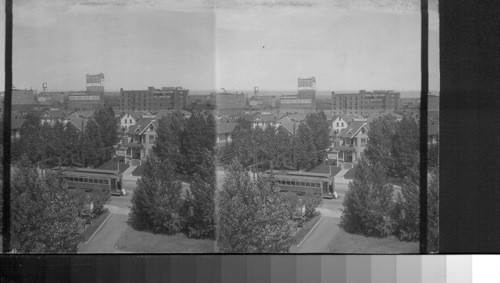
122,164,139,190
333,168,351,184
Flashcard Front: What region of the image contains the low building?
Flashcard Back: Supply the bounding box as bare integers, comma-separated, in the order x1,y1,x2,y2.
123,118,158,162
40,109,66,126
11,118,25,139
274,113,307,135
252,113,277,130
63,112,87,132
217,122,238,146
248,95,276,110
334,121,370,166
279,94,317,114
428,122,439,147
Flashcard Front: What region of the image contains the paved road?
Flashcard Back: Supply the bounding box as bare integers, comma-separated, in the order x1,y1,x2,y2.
293,217,341,253
78,214,130,253
78,180,136,253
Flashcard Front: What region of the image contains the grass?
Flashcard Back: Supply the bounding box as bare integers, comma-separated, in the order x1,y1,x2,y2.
80,210,111,243
131,164,144,176
294,214,322,245
327,230,419,254
343,167,357,179
116,226,215,253
97,160,129,174
308,163,342,176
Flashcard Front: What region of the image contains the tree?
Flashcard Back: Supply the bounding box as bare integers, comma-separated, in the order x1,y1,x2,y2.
427,168,439,252
181,111,208,175
363,115,398,177
128,153,183,234
392,115,420,182
81,119,105,167
14,114,42,163
95,106,119,161
295,122,317,171
217,160,296,252
153,115,183,171
185,149,216,239
11,156,84,253
392,164,420,242
339,157,395,237
305,111,330,163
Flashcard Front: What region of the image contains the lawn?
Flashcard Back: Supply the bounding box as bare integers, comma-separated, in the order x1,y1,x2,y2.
116,226,215,253
81,210,111,243
343,167,357,179
131,164,144,176
294,214,322,245
308,163,342,176
97,160,129,174
327,230,419,254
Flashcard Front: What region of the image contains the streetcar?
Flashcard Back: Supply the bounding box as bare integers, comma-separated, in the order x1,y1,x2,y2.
57,167,124,197
262,170,336,199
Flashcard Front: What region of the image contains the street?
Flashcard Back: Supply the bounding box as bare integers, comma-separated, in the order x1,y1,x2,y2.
78,174,137,253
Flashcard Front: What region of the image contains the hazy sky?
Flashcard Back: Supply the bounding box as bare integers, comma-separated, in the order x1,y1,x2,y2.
2,0,439,94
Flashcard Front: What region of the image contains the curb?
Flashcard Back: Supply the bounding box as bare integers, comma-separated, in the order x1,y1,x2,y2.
84,213,113,245
297,215,325,248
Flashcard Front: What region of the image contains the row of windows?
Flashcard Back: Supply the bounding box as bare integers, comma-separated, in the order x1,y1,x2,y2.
65,176,109,184
277,179,321,187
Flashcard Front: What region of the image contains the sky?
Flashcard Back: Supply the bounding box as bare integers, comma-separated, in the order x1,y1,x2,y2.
1,0,439,96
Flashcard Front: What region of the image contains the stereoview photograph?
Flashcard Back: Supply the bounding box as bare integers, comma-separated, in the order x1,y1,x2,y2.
2,0,439,254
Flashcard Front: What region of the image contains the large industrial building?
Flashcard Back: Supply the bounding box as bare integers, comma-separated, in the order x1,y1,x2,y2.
279,77,317,114
120,86,188,112
331,90,401,116
68,73,105,111
210,92,246,114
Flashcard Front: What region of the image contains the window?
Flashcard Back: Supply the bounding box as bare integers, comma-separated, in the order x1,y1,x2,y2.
341,123,344,127
301,181,306,187
149,135,155,142
79,178,84,182
124,119,127,124
285,180,290,185
306,182,310,187
290,181,295,186
104,180,109,185
130,119,132,123
84,178,88,183
337,122,339,127
99,180,104,184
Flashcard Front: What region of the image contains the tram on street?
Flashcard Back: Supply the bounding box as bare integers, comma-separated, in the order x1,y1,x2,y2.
262,170,336,199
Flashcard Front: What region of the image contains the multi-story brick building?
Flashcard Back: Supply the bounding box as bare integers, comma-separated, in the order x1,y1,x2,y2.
248,95,276,110
331,90,400,116
120,86,188,112
210,92,246,110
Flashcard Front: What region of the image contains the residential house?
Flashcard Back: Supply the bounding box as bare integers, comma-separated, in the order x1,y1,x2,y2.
11,118,25,139
217,122,238,146
119,111,142,132
428,122,439,147
252,113,277,130
40,109,66,126
63,112,87,132
274,113,308,135
123,118,158,162
73,110,96,120
334,121,370,167
331,115,355,134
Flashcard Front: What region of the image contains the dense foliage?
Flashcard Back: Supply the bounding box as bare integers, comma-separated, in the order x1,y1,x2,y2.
217,160,296,252
340,114,424,241
11,156,84,253
222,111,330,172
128,153,183,234
129,110,217,239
